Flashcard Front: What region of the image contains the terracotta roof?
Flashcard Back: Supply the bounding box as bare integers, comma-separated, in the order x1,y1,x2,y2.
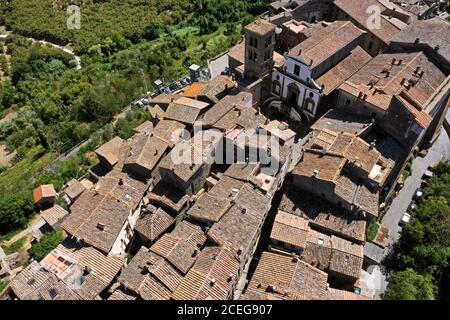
172,246,239,300
316,46,372,95
261,120,296,143
270,211,310,249
62,191,131,253
392,17,450,68
344,137,381,174
396,95,432,128
152,119,186,145
233,183,272,219
224,162,260,182
147,104,166,119
159,132,220,183
147,181,190,213
133,120,154,135
94,167,149,208
10,261,79,300
187,193,232,223
303,129,354,155
208,204,261,261
290,21,366,70
201,92,252,127
119,247,183,299
302,230,363,279
94,136,124,167
293,150,346,182
197,75,236,104
165,97,210,125
333,0,409,44
325,287,372,300
242,251,328,300
339,51,446,111
124,134,169,177
33,184,57,204
181,82,207,98
311,109,373,136
37,239,123,300
329,235,364,279
149,93,181,106
135,206,175,242
41,205,69,228
279,185,366,243
228,41,245,64
208,175,246,199
64,179,86,201
150,220,207,274
108,288,136,300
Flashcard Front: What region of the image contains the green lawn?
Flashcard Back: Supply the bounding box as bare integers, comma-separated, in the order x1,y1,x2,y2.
366,221,380,242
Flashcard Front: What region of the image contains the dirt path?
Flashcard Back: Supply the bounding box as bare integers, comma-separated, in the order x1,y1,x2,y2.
0,144,16,166
0,30,81,70
2,213,42,247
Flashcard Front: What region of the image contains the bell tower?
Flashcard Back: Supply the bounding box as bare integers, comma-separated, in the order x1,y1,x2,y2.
244,19,276,80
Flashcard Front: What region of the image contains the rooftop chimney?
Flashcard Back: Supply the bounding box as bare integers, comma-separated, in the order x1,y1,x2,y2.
313,169,319,178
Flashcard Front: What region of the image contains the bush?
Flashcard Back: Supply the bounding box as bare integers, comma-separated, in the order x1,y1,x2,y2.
29,231,64,261
0,280,9,293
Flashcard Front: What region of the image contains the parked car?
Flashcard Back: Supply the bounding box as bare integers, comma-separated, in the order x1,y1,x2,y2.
420,179,429,188
181,78,188,86
422,170,434,180
163,86,172,94
399,212,411,226
413,188,424,201
175,80,183,89
409,200,417,212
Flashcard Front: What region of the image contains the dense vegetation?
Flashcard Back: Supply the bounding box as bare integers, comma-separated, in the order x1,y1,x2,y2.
29,231,64,261
0,0,268,237
384,161,450,300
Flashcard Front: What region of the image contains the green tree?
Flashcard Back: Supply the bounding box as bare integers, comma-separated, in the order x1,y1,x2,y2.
385,269,435,300
29,231,64,261
0,192,34,234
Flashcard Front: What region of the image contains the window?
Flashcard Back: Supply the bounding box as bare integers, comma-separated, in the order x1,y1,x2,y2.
254,38,258,48
344,256,350,265
272,81,281,96
253,52,257,62
346,98,350,105
294,64,301,76
265,36,272,48
368,41,373,51
249,37,254,47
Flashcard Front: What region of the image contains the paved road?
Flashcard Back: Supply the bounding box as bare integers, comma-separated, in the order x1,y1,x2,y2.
208,53,229,79
382,110,450,244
